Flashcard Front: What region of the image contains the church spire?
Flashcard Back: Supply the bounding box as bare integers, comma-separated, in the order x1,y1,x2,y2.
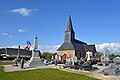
66,16,74,32
65,16,75,42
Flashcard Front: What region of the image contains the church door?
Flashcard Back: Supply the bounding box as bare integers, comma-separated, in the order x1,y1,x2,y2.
63,54,67,63
63,54,67,60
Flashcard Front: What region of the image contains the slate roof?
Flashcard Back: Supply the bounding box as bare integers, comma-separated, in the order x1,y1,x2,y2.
66,16,74,32
84,45,96,53
6,48,31,57
0,48,31,57
0,48,6,56
74,39,87,44
57,40,87,51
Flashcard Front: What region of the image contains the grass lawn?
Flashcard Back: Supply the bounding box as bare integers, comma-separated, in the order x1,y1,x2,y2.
0,66,99,80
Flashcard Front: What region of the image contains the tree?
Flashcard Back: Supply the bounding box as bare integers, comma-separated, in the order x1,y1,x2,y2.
96,52,102,60
41,52,54,59
109,54,116,60
115,54,120,57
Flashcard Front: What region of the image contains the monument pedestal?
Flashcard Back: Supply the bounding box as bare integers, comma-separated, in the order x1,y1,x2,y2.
29,58,45,67
28,35,45,67
29,50,45,67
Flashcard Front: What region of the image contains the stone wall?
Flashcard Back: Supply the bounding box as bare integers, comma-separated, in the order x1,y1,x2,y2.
57,50,75,56
57,50,75,61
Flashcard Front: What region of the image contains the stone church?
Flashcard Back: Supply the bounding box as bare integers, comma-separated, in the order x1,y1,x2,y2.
57,16,96,61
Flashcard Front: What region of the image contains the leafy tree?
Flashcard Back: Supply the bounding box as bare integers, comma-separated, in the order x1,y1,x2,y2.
116,54,120,57
41,52,55,59
109,54,116,60
96,52,102,60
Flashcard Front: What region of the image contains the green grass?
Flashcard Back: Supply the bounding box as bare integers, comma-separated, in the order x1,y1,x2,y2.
0,66,4,72
0,66,99,80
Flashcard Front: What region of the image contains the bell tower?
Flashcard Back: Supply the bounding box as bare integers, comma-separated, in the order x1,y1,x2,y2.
65,16,75,42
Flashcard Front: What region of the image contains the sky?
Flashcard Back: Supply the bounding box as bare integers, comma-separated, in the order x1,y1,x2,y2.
1,0,120,53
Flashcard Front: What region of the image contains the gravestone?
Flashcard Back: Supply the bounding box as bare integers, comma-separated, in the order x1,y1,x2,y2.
73,56,77,65
20,58,24,69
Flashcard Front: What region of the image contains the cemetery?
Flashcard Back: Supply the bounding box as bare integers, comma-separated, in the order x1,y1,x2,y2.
0,17,120,80
0,66,99,80
0,34,99,80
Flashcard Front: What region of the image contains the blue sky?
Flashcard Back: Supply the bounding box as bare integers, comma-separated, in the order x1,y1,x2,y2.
1,0,120,48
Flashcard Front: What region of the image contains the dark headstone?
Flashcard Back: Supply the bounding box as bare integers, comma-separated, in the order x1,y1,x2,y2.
20,58,24,69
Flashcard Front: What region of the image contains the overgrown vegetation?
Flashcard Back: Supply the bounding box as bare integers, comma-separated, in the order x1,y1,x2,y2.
0,66,99,80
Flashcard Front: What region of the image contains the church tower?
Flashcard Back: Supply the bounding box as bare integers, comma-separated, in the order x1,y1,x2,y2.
65,16,75,42
57,16,96,62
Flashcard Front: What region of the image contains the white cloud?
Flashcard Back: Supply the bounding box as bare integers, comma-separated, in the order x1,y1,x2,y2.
1,32,13,38
96,43,120,54
1,43,120,54
2,33,8,36
6,45,20,48
9,8,37,16
39,45,60,53
18,29,25,32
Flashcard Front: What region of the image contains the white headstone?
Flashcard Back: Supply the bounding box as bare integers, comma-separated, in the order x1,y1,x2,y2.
59,56,61,61
73,56,77,62
66,56,70,64
55,54,58,61
51,56,54,59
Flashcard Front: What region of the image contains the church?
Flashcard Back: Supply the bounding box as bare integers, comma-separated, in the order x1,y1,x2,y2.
57,16,96,62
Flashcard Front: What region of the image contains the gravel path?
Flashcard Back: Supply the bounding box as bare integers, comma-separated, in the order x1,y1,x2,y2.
4,64,56,72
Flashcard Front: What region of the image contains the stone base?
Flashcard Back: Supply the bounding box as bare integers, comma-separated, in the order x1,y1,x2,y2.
29,57,45,67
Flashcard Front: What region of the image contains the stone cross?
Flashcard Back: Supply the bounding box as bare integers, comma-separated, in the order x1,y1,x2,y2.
86,51,90,61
